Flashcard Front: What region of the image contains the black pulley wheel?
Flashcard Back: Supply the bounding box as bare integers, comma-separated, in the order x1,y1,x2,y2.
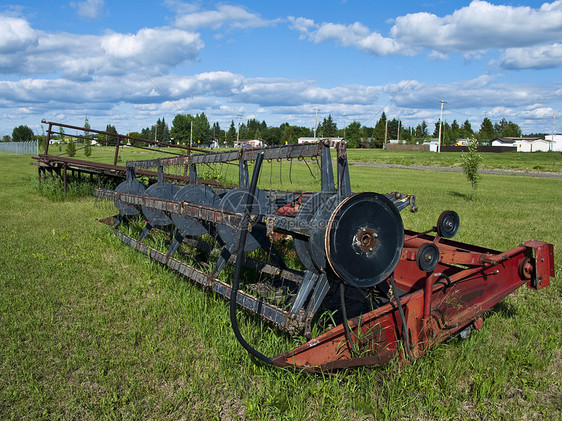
141,182,179,227
217,188,269,251
172,185,217,236
416,243,440,272
325,192,404,288
114,179,146,216
437,210,460,239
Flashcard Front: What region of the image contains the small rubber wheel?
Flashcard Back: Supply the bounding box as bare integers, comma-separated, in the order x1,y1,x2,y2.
437,210,460,239
416,243,440,272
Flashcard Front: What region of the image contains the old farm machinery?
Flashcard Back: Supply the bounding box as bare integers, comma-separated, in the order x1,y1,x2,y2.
70,126,555,371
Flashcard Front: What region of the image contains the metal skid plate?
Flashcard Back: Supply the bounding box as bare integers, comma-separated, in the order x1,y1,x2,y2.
326,192,404,288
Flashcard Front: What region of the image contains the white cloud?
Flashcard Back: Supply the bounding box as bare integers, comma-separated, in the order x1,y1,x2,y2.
499,43,562,69
0,15,203,79
0,16,37,54
392,77,561,114
288,17,403,56
289,1,562,62
175,4,277,30
392,0,562,52
70,0,105,19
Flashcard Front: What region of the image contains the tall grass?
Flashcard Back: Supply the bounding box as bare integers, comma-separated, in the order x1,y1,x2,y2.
1,151,560,420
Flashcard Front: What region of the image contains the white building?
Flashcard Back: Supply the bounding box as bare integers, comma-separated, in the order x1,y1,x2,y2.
545,134,562,152
491,137,553,152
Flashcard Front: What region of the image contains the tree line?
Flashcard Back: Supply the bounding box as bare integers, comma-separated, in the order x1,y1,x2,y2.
2,113,536,149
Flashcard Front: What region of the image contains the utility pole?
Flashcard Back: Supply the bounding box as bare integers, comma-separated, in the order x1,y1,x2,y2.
190,121,192,148
548,111,556,151
397,119,401,143
384,119,388,149
236,115,243,145
437,100,447,153
313,108,319,140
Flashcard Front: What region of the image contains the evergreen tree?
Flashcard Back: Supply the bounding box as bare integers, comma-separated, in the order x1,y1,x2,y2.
83,117,92,157
344,121,362,148
387,118,400,140
226,121,236,146
319,115,338,137
372,112,387,147
460,119,473,139
212,122,221,142
103,124,118,146
420,120,428,138
192,113,211,146
478,117,495,143
447,120,460,145
63,127,76,157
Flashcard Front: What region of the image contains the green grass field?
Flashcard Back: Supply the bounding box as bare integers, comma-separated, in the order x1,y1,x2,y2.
1,149,561,419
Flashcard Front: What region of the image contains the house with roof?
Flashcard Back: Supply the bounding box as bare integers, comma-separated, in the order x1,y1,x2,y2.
491,137,553,152
544,134,562,152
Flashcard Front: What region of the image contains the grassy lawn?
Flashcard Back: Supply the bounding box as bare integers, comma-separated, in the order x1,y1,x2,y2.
345,148,562,173
1,150,561,419
41,144,562,174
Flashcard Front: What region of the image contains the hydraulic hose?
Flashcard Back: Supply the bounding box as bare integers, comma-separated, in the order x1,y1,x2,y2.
339,282,359,357
229,152,273,365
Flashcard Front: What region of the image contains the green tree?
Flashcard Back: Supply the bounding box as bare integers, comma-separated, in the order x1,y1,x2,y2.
83,117,92,157
192,113,211,146
372,112,387,147
1,135,11,142
63,127,76,157
444,120,460,145
101,124,118,146
498,119,522,137
415,120,428,140
154,118,171,143
262,126,281,145
282,125,297,144
478,117,495,143
344,121,362,148
318,115,338,137
12,125,34,142
226,120,236,146
461,139,482,200
460,119,473,139
170,114,193,145
212,122,221,142
387,118,400,140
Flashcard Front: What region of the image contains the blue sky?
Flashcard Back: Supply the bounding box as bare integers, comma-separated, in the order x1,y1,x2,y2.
1,0,561,137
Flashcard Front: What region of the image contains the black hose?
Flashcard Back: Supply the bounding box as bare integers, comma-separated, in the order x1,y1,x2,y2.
339,282,359,357
389,275,413,359
229,153,273,365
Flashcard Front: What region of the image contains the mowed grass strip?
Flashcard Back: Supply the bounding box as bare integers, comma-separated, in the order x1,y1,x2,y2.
0,151,560,420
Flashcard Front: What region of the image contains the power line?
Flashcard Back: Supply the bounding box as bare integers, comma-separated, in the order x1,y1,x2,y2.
363,72,419,127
